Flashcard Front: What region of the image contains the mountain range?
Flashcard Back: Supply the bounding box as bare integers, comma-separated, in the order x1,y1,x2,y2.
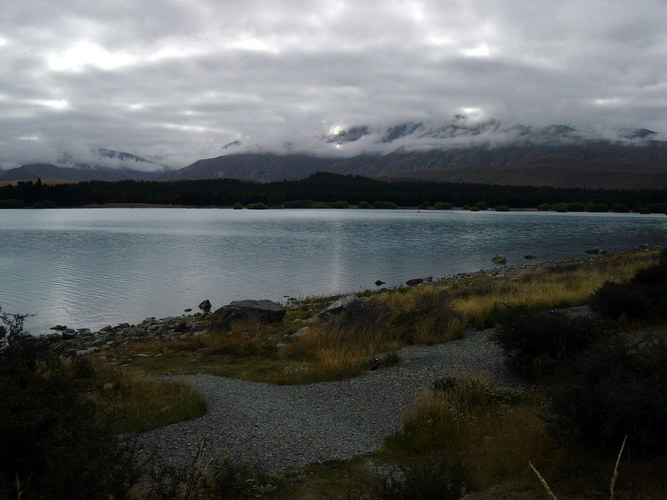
2,120,666,190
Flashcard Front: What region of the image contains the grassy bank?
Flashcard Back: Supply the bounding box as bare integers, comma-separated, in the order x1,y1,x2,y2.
2,248,665,498
112,249,659,384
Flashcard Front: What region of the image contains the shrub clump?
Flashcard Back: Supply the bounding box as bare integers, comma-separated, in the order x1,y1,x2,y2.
372,453,469,500
491,307,615,381
591,253,667,320
0,311,140,499
547,335,667,455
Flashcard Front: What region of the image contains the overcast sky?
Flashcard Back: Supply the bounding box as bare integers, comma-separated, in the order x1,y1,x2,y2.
1,0,666,169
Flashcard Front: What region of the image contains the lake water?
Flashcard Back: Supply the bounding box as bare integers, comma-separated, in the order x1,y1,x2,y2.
0,208,665,333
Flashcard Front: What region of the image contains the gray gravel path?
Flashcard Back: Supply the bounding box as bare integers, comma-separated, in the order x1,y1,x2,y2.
138,329,523,474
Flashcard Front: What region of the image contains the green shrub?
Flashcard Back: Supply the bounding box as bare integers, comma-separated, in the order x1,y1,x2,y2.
306,201,330,208
283,199,312,208
474,201,488,210
434,201,453,210
0,198,25,209
372,200,398,209
330,200,349,208
232,202,244,209
372,453,469,500
419,200,431,209
591,258,667,320
33,200,56,209
547,335,667,455
246,202,269,210
491,308,615,381
147,449,272,499
537,203,551,211
611,202,630,213
566,202,586,212
0,312,139,499
358,201,372,209
494,205,510,212
647,202,667,214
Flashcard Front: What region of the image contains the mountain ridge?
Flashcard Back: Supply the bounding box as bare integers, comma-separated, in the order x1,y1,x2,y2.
2,122,666,190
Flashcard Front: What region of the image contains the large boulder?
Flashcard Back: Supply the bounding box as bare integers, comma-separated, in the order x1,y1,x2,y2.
406,278,423,286
317,295,363,319
211,299,286,330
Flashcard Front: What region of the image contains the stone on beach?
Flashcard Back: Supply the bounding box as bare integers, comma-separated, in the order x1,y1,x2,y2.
317,295,363,319
211,299,286,330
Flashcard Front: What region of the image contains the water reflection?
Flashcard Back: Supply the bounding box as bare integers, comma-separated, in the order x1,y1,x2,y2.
0,209,664,332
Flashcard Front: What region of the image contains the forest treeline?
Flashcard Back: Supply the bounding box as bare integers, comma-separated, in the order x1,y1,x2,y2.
1,172,667,212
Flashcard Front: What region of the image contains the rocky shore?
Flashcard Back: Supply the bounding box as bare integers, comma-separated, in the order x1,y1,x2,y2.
40,253,636,358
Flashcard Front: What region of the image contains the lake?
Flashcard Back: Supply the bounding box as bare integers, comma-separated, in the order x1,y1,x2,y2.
0,208,665,333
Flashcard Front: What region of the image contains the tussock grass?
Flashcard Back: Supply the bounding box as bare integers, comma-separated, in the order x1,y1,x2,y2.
63,357,207,434
382,374,667,498
118,250,659,385
449,251,658,326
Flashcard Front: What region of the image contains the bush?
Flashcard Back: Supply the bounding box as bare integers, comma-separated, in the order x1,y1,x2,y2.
0,311,139,498
146,447,272,499
372,200,398,209
494,205,510,212
547,335,667,455
306,201,330,208
246,202,269,210
372,453,469,500
491,307,615,381
611,202,630,213
566,202,586,212
434,201,453,210
358,201,372,209
232,202,244,209
329,200,349,208
0,198,25,209
591,258,667,320
33,200,56,209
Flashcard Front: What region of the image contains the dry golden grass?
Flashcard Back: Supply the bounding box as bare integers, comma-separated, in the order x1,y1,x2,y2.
118,250,659,385
448,251,658,325
63,357,207,434
382,373,667,498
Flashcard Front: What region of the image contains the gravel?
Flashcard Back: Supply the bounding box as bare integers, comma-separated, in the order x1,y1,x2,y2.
137,329,524,474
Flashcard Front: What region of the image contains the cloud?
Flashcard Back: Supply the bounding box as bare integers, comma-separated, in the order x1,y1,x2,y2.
1,0,666,169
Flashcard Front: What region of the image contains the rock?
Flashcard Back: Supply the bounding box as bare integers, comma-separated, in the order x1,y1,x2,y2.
585,248,601,255
374,280,386,286
173,320,189,333
199,300,212,313
638,243,650,251
120,326,142,337
0,325,6,338
524,255,537,260
491,255,507,265
406,278,423,286
61,329,77,340
317,295,362,319
369,358,380,370
291,326,311,338
211,299,286,330
184,308,192,312
423,276,433,283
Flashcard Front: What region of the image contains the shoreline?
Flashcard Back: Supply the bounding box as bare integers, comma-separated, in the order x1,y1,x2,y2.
38,249,657,357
